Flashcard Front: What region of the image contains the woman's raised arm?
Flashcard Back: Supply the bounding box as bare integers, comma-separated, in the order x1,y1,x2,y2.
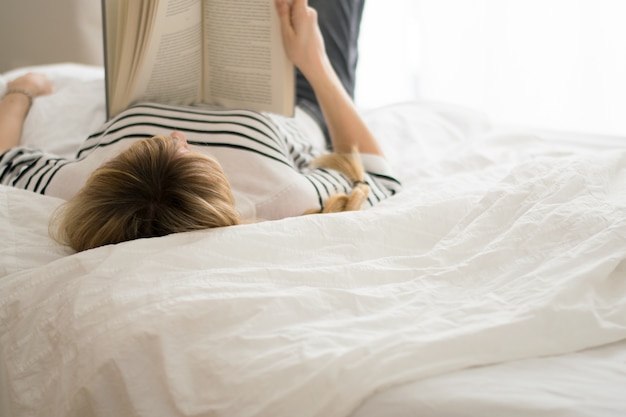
275,0,383,156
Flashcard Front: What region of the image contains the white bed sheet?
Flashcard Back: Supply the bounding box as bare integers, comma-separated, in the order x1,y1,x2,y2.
354,338,626,417
1,64,625,417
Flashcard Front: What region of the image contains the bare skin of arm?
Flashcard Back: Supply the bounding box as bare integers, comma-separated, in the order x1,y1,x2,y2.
0,73,54,153
275,0,384,156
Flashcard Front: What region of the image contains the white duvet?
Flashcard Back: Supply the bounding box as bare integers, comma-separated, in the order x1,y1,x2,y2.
1,65,626,417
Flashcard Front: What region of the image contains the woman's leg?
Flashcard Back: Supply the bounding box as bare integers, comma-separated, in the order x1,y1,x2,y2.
295,0,366,144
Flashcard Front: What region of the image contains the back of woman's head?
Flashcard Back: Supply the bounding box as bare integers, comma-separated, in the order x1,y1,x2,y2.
51,135,241,252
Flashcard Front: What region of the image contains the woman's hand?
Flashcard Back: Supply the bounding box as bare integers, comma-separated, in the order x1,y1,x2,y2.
6,72,54,99
275,0,328,82
0,73,54,153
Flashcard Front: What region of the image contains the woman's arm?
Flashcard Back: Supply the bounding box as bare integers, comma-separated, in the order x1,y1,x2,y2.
275,0,383,156
0,73,53,153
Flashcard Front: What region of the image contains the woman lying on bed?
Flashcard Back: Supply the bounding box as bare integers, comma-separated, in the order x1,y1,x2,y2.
0,0,400,252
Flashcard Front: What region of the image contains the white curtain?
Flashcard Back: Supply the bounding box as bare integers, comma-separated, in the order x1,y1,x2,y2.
357,0,626,137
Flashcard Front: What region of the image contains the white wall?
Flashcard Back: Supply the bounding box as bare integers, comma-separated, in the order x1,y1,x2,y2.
357,0,626,136
2,0,624,136
0,0,103,72
356,0,420,109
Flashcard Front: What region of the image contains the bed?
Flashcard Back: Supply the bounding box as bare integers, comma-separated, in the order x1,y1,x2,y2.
1,63,625,417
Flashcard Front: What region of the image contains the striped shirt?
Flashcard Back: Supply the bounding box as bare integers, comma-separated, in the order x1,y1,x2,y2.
0,103,401,220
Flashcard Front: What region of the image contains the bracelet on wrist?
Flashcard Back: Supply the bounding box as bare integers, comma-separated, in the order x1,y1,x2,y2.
3,89,34,108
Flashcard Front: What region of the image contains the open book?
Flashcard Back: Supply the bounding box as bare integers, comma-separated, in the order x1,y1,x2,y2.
101,0,295,119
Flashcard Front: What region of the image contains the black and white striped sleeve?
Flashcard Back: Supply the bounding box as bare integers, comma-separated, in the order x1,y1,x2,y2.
361,154,402,199
0,147,67,194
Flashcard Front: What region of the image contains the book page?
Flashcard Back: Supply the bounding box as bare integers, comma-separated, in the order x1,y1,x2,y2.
107,0,159,117
128,0,204,110
106,0,204,118
126,1,156,99
202,0,294,115
102,0,120,118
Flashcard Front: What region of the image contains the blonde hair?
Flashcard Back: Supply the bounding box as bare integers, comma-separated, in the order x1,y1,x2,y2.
305,149,370,214
50,135,240,252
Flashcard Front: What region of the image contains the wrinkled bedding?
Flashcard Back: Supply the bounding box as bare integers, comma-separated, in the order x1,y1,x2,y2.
1,64,625,417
